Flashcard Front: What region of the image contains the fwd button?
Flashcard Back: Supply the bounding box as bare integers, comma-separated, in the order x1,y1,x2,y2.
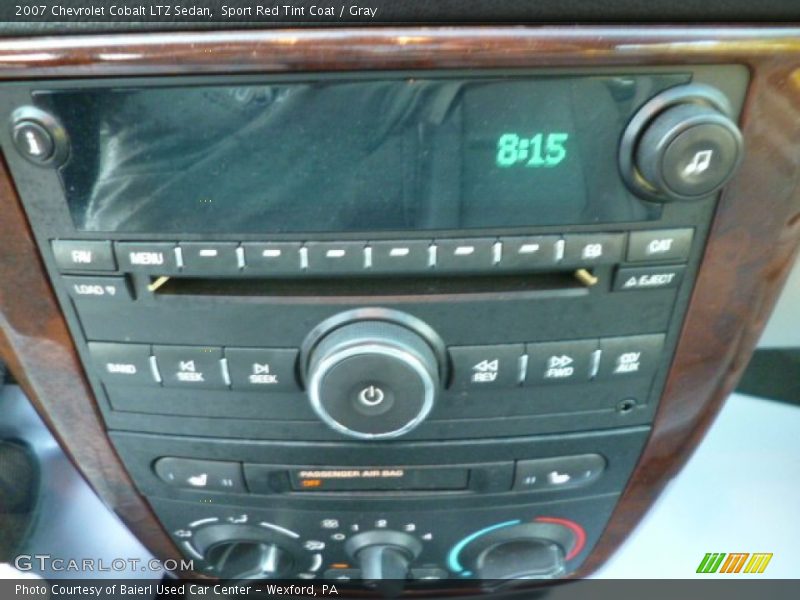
525,339,598,385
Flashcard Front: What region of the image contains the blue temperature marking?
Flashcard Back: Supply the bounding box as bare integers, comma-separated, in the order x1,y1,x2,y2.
447,519,521,573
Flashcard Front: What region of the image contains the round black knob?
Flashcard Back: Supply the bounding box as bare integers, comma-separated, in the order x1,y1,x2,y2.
459,521,579,580
206,541,293,580
620,84,744,202
346,530,422,594
306,320,440,439
9,107,69,167
189,523,305,580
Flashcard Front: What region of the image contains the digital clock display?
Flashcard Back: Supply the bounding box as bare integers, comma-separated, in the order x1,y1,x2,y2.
43,74,683,233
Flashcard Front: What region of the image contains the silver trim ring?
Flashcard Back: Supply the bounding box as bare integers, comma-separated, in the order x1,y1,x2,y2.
307,343,437,440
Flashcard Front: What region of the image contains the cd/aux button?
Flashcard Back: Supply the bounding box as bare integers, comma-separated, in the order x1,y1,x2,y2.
153,345,227,389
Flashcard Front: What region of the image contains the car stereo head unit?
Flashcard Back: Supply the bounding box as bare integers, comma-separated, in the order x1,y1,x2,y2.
1,64,748,585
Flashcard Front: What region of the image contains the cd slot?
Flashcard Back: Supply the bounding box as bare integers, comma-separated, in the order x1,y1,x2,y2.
149,271,592,299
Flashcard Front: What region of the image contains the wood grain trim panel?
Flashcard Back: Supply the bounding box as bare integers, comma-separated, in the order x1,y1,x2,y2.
1,27,799,578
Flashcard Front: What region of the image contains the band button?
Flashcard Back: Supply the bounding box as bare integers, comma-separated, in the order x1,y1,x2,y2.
88,342,156,386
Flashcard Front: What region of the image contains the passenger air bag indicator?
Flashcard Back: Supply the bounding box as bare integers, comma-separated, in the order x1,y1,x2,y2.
290,466,469,492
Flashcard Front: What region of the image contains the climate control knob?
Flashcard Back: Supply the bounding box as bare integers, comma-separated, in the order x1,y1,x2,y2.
345,530,423,594
305,318,441,440
451,518,585,580
620,83,744,202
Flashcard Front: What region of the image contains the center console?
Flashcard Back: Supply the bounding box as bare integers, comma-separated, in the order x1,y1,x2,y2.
1,64,748,585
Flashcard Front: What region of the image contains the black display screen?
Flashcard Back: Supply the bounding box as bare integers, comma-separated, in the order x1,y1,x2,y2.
40,74,685,234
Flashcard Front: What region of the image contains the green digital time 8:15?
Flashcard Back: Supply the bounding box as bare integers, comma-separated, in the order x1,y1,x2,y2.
496,132,569,168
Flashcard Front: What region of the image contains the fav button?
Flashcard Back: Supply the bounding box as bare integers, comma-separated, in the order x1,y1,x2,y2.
225,348,300,392
513,454,606,492
525,339,598,385
597,334,666,380
88,342,156,386
153,345,227,389
449,344,524,390
627,229,694,262
153,457,245,492
52,240,116,272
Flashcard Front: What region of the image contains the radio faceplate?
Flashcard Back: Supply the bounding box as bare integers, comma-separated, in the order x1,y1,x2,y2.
1,65,748,583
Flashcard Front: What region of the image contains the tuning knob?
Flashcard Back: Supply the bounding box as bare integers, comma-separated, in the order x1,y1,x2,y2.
454,519,584,580
620,83,744,202
304,314,443,440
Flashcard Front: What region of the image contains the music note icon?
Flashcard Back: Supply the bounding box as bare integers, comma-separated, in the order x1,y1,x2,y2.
682,149,713,176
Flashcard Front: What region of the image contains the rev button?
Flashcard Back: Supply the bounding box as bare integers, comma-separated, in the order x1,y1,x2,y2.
449,344,524,390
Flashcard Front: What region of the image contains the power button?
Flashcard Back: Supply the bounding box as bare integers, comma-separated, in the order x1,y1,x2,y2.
10,107,69,167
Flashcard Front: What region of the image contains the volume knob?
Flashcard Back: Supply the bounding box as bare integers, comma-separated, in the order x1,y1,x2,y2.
305,319,440,440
